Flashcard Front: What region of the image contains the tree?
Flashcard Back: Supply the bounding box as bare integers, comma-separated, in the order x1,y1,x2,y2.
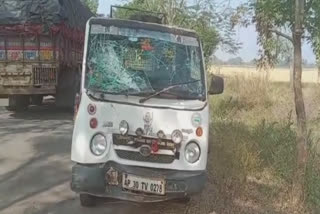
227,57,244,65
81,0,99,14
240,0,320,205
275,39,293,67
114,0,241,63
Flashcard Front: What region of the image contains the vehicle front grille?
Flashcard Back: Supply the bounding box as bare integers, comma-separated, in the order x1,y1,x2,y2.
113,134,176,150
115,150,176,164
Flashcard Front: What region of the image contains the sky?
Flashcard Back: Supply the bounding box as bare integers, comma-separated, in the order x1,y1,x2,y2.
98,0,316,63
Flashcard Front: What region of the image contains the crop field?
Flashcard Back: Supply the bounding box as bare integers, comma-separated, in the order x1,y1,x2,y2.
210,65,319,83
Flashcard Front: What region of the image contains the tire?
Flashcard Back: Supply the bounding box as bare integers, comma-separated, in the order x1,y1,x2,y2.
8,95,30,112
80,194,96,207
31,95,43,106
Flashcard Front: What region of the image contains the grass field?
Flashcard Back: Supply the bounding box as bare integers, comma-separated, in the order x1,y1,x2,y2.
209,74,320,213
210,65,319,83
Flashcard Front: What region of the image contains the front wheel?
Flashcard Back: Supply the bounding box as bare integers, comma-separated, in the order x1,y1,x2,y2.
79,194,96,207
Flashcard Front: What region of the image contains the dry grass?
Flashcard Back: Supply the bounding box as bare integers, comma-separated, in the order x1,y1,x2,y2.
209,75,320,214
210,65,319,83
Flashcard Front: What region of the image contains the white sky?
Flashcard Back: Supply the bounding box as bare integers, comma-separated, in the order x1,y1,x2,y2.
98,0,316,63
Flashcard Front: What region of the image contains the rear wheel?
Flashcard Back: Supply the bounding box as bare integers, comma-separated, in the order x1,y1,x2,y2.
31,95,43,106
7,95,30,112
79,194,96,207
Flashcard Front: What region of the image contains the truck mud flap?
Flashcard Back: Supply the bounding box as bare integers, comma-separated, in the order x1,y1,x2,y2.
56,70,80,109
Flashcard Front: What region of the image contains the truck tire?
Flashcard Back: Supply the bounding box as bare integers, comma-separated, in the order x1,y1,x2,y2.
31,95,43,106
79,194,96,207
7,95,30,112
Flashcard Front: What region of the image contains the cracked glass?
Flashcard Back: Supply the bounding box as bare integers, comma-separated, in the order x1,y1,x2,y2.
85,24,205,99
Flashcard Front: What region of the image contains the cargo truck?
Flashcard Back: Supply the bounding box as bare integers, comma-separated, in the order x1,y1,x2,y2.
0,0,93,111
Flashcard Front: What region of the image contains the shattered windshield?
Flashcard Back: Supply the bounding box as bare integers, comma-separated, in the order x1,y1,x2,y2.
85,24,205,100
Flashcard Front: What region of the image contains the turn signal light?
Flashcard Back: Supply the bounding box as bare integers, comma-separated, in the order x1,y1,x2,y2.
196,127,203,137
90,118,98,129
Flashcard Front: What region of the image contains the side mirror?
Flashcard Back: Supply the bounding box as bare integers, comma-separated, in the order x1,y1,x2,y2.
208,75,224,95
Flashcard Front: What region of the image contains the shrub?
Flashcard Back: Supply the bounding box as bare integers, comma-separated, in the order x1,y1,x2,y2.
253,118,297,181
306,135,320,209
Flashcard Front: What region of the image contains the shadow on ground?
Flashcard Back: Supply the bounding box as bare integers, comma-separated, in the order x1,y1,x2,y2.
0,104,73,140
0,106,73,213
8,104,73,121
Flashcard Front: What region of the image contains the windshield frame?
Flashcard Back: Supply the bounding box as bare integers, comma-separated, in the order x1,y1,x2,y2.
81,18,207,102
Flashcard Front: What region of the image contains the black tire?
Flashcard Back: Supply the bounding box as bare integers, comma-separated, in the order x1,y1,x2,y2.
80,194,96,207
31,95,43,106
8,95,30,112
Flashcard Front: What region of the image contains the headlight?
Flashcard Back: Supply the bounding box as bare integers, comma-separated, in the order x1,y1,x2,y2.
119,120,129,135
171,130,183,144
185,142,201,163
90,134,107,156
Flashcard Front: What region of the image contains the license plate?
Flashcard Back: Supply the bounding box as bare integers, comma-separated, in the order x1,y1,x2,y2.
122,173,165,195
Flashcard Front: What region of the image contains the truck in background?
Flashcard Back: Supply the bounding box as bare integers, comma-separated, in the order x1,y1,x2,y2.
0,0,93,111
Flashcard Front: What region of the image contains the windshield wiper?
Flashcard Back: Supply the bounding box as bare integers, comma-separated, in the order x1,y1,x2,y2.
87,88,153,97
116,88,155,96
139,80,200,103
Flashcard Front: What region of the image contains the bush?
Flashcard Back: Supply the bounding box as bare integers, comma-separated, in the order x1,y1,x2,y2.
253,118,297,181
306,136,320,209
211,120,261,182
212,116,296,182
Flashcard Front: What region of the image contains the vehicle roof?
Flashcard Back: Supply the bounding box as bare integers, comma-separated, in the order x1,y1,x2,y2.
89,17,199,38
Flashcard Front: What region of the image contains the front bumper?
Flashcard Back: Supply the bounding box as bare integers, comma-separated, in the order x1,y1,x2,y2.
71,161,206,202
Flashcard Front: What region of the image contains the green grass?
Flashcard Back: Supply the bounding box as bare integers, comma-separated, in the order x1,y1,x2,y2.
210,76,320,213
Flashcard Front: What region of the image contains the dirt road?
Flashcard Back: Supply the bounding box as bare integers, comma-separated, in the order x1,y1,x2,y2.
0,105,221,214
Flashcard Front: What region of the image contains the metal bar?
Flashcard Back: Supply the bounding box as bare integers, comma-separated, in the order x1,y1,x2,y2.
37,67,39,85
33,67,35,85
4,36,7,61
52,33,56,62
37,35,41,64
38,67,40,85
